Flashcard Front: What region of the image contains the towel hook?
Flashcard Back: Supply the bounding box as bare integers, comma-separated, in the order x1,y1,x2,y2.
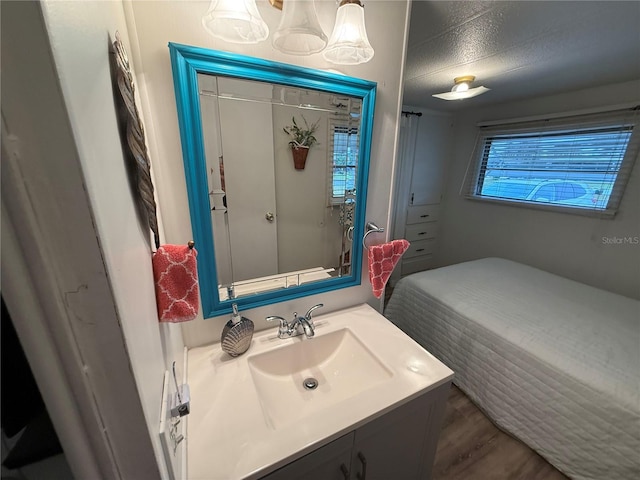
187,240,195,250
362,222,385,249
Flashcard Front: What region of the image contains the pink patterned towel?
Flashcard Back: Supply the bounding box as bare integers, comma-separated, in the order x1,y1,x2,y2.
368,239,410,298
152,245,199,323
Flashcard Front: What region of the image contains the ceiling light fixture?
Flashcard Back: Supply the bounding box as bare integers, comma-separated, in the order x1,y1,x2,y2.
202,0,269,44
202,0,375,66
272,0,327,55
323,0,374,65
432,76,490,101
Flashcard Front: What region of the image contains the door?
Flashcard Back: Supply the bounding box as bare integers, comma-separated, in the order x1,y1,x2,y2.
261,432,354,480
351,385,449,480
206,77,279,283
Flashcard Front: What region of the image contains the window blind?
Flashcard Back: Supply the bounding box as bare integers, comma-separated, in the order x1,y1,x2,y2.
327,115,359,205
461,107,640,216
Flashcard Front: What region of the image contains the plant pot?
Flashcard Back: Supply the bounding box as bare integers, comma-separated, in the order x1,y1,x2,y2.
291,146,309,170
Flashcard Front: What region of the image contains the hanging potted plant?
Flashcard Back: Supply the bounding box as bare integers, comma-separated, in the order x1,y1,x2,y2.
283,115,319,170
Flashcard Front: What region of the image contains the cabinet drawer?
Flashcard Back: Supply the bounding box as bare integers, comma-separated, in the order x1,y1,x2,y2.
404,239,437,259
405,222,438,242
402,255,434,276
406,205,439,224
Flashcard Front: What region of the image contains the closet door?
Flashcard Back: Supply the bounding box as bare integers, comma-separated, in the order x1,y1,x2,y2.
407,114,451,206
392,110,452,282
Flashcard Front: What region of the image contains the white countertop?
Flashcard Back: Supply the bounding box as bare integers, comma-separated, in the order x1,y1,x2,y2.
186,304,454,480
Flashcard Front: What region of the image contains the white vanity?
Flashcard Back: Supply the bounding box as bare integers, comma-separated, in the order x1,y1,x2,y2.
186,304,454,479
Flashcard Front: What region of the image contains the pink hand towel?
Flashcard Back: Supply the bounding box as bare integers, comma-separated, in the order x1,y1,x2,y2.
152,244,199,323
368,239,410,298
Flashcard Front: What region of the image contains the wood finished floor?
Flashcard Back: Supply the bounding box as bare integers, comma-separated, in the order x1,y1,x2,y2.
432,385,569,480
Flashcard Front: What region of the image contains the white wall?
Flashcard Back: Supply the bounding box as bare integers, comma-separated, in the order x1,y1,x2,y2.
273,104,343,273
198,75,234,286
39,0,188,477
128,0,411,347
2,0,182,477
2,3,117,476
438,80,640,299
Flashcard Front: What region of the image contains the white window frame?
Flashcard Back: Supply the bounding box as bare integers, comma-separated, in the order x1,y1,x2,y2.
327,116,359,206
461,107,640,217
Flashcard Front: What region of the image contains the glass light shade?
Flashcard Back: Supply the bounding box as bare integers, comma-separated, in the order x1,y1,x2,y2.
272,0,327,55
432,86,490,101
202,0,269,44
451,82,470,92
323,3,374,65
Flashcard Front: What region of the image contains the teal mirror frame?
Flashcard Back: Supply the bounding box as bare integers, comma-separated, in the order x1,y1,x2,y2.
168,42,377,318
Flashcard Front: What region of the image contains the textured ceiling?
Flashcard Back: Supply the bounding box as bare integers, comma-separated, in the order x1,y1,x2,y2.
403,1,640,111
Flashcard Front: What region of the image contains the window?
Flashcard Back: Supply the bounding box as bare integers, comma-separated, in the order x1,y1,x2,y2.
328,118,359,205
463,108,639,215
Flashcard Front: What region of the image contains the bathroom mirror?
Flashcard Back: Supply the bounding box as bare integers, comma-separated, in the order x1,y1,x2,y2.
169,43,376,318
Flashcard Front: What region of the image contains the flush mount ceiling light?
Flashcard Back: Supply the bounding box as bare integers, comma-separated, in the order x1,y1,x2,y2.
323,0,374,65
272,0,328,55
202,0,269,44
432,76,490,101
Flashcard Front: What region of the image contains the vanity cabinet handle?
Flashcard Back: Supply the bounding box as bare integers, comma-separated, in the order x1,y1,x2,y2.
356,452,367,479
420,214,430,218
416,248,425,252
417,232,427,235
340,463,350,479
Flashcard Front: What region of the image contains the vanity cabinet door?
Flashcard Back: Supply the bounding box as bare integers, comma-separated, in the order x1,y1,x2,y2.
351,382,450,480
259,383,450,480
260,432,354,480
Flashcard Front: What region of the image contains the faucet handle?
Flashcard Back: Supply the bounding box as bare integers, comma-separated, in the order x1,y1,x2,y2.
266,315,287,327
266,315,289,337
305,303,324,321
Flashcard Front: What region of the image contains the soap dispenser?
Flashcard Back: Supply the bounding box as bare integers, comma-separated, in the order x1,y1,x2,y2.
221,303,254,357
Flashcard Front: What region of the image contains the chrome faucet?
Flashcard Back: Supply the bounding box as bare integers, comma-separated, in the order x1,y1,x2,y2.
266,303,324,339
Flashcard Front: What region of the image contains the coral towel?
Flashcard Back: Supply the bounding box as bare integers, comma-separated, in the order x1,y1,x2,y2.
368,239,410,298
152,245,199,323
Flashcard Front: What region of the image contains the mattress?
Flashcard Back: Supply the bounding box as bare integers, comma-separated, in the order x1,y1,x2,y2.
384,258,640,480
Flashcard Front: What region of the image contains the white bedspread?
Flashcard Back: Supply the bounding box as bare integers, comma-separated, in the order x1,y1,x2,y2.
384,258,640,480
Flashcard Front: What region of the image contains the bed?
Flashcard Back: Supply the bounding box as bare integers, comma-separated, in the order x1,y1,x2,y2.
384,257,640,480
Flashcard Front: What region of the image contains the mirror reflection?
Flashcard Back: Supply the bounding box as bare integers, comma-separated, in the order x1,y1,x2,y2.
197,74,362,301
169,43,376,316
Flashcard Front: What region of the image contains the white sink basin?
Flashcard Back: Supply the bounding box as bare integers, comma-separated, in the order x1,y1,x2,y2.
186,304,454,480
248,328,393,428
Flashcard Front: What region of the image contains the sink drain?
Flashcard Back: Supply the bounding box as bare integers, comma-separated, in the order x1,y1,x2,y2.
303,377,319,390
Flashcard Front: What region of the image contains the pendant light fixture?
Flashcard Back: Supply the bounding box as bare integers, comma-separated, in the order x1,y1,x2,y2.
323,0,374,65
201,0,376,66
272,0,328,55
202,0,269,44
432,76,490,101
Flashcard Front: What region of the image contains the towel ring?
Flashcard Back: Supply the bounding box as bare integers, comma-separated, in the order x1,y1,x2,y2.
362,222,385,249
347,226,354,242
